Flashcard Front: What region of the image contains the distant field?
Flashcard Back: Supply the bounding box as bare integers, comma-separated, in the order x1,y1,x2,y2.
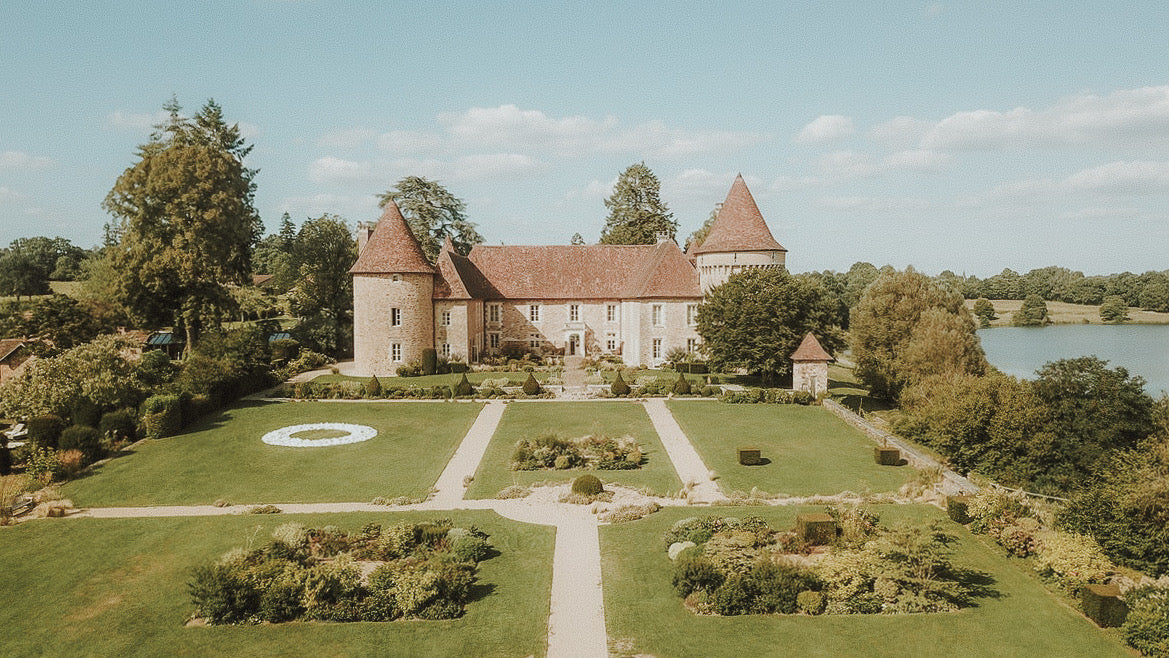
967,298,1169,326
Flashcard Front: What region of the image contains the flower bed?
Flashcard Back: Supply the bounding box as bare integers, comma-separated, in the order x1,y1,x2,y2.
261,423,377,448
510,433,643,471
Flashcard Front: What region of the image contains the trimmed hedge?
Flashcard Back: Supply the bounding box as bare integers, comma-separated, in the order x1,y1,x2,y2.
572,474,604,496
59,425,103,464
27,414,66,449
140,394,182,439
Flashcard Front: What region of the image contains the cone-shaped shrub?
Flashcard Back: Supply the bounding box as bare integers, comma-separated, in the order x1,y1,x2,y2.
572,474,604,496
365,375,382,398
611,371,630,396
672,372,692,395
522,372,541,395
454,372,474,396
421,348,439,375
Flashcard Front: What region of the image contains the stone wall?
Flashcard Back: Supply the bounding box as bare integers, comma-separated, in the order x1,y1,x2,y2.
352,272,433,375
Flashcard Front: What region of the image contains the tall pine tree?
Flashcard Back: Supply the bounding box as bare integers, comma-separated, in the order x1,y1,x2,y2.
599,163,676,244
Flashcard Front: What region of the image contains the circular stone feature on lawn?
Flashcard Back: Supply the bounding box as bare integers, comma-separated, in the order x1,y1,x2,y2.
261,423,377,448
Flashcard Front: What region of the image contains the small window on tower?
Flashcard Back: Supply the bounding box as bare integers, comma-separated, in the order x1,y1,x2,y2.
391,308,401,327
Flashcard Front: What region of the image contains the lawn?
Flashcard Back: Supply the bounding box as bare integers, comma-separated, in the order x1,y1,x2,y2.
601,504,1129,658
968,298,1169,326
0,510,553,657
64,401,483,506
667,401,910,496
464,401,684,499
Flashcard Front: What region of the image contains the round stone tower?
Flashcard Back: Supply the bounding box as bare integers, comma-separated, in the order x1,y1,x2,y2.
350,201,435,376
693,174,787,292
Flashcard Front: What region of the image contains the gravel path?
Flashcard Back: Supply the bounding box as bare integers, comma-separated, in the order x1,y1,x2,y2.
642,398,721,503
428,401,506,507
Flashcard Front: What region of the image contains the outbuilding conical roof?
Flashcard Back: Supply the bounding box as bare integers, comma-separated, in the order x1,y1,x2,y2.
349,201,435,274
791,332,833,362
692,174,786,254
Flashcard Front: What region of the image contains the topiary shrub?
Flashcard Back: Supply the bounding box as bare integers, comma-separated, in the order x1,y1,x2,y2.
522,372,541,395
797,589,826,615
58,425,103,464
796,513,837,545
99,409,137,443
672,372,692,395
572,474,604,496
421,348,438,376
453,373,474,397
27,414,66,449
140,394,182,439
365,375,382,398
945,495,973,524
611,371,631,396
1081,583,1127,628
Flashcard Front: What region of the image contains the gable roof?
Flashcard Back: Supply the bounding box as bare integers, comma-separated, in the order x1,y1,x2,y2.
349,200,435,274
466,242,700,300
434,246,500,300
0,339,27,362
692,174,786,254
791,332,833,362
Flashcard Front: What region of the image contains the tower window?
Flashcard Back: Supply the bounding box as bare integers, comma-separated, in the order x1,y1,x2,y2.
391,343,402,362
606,304,618,323
687,304,698,326
652,338,662,360
488,303,501,324
391,308,401,327
652,304,663,327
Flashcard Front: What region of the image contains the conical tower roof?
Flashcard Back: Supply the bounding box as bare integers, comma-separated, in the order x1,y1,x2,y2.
692,174,786,254
349,200,435,274
791,332,833,362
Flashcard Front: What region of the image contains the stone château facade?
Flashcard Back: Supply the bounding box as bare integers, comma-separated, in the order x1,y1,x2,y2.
350,175,788,376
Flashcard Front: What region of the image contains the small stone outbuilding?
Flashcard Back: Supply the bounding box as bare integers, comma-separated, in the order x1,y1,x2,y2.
791,332,832,396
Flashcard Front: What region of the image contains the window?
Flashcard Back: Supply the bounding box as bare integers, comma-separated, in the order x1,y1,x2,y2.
441,343,451,358
606,304,618,323
391,308,401,327
652,304,663,327
488,332,500,349
606,333,617,352
569,304,580,322
652,338,662,360
391,343,402,362
529,333,541,349
440,310,451,326
529,304,541,322
687,304,698,326
488,303,500,324
687,338,698,353
391,274,401,282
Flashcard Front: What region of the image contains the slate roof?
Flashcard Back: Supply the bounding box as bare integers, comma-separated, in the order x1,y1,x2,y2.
692,174,786,254
349,201,435,274
791,332,833,362
465,241,700,300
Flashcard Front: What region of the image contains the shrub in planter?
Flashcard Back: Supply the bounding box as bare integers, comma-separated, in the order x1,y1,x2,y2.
59,425,103,464
672,372,692,395
874,447,901,465
140,394,182,439
99,409,136,443
421,348,439,376
365,376,383,398
453,373,474,397
522,372,541,395
572,474,604,496
27,414,66,449
796,513,837,545
611,371,631,396
737,447,762,466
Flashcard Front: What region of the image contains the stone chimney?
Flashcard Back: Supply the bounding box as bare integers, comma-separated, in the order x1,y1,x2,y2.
356,223,376,254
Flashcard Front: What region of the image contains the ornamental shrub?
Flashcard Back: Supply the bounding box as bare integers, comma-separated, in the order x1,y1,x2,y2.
611,371,631,396
522,372,541,395
1032,529,1113,593
797,589,826,615
672,372,692,395
453,373,474,397
189,562,260,624
572,474,604,496
27,414,66,449
1122,585,1169,656
99,409,136,443
365,375,382,398
792,390,815,405
672,554,725,597
747,561,822,614
704,531,760,575
58,425,103,464
140,394,181,439
421,348,439,376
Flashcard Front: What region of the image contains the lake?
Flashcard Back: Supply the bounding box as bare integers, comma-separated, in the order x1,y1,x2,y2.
978,324,1169,395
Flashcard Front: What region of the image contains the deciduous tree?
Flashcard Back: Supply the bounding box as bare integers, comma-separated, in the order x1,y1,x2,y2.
378,176,482,263
599,163,676,245
1011,294,1048,326
972,297,996,327
1099,296,1129,324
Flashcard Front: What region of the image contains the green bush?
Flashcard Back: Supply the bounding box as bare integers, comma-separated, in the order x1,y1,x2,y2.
1122,585,1169,656
364,375,382,398
421,349,438,376
99,409,136,443
270,338,301,363
0,444,9,475
522,372,541,395
27,414,66,449
58,425,103,464
672,554,725,597
188,562,260,624
792,390,815,405
453,373,474,397
797,589,826,615
611,371,631,396
140,394,182,439
396,364,421,377
572,474,604,496
70,397,101,428
672,372,692,395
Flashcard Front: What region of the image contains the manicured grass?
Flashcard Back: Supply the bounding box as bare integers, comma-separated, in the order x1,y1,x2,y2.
968,298,1169,326
601,504,1128,658
464,401,684,499
667,401,910,496
64,401,483,506
313,371,550,387
0,510,553,657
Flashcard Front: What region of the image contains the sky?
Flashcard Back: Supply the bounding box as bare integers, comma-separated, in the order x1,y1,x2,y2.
2,1,1168,277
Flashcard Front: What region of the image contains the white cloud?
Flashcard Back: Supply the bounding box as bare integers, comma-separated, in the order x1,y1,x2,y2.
989,160,1169,201
449,153,543,180
665,169,743,197
236,122,262,139
106,110,170,131
794,115,855,144
309,156,379,185
0,151,53,170
377,130,444,154
816,150,878,179
0,186,22,202
566,178,617,201
882,149,951,170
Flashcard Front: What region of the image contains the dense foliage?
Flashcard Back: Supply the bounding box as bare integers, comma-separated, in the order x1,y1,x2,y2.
510,433,643,471
696,268,843,385
189,520,491,625
599,162,677,245
377,176,482,262
1011,294,1049,326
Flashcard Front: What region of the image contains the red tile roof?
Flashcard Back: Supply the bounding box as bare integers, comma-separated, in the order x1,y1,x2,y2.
791,332,833,361
466,241,700,300
349,201,435,274
692,174,786,254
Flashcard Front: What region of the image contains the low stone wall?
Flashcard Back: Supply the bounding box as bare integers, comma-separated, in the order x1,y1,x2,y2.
822,399,978,496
